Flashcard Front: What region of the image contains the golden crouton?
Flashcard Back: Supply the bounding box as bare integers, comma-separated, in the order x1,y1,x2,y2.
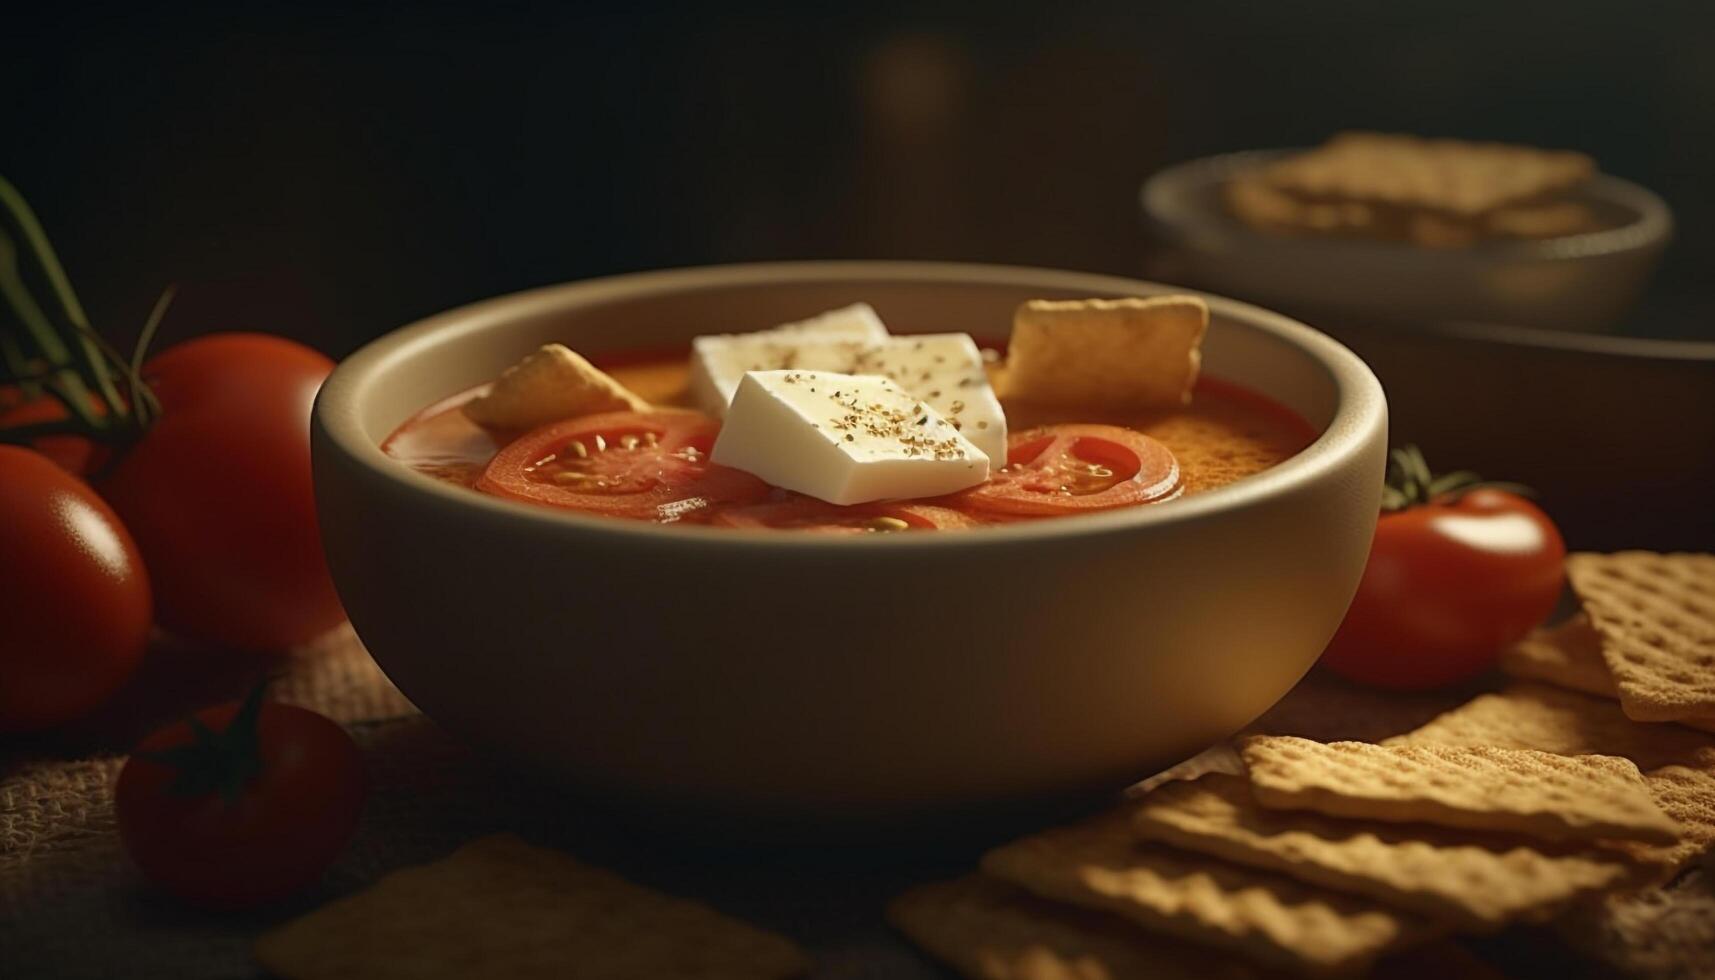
462,344,649,430
1004,297,1208,409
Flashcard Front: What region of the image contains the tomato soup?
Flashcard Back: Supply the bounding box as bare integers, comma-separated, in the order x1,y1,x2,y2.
384,347,1315,532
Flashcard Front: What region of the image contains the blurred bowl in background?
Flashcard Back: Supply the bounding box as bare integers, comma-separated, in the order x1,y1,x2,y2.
1141,149,1672,333
1300,316,1715,553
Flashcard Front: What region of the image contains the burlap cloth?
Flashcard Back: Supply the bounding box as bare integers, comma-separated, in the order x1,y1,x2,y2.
1,632,1706,979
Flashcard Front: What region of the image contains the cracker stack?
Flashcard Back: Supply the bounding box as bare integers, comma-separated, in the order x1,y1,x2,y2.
1225,132,1599,248
892,551,1715,978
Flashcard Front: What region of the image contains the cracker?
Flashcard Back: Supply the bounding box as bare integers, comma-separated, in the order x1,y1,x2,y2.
1622,747,1715,875
1388,683,1712,772
1483,200,1597,239
1004,297,1207,410
1566,552,1715,723
888,875,1276,980
1128,676,1473,799
1257,132,1594,218
254,835,808,980
1499,615,1622,700
979,808,1434,976
1393,684,1715,876
1225,179,1378,238
1131,774,1637,930
1500,615,1715,734
1239,736,1679,845
1129,743,1245,796
462,343,650,431
1227,176,1483,248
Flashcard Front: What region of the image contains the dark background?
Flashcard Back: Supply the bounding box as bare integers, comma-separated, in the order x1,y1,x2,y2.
6,1,1713,357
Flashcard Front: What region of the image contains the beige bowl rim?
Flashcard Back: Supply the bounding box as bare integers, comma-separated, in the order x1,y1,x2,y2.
313,260,1385,552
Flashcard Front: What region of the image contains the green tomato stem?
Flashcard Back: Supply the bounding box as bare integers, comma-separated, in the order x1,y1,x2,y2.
1383,445,1536,512
0,176,169,448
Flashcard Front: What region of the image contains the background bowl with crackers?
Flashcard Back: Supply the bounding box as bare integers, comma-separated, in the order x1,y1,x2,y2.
1145,136,1714,552
1141,141,1672,334
312,261,1386,829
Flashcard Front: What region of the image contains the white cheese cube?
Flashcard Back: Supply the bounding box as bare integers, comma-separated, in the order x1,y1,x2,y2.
687,304,890,417
843,334,1007,465
689,325,1007,463
773,302,891,339
711,370,989,506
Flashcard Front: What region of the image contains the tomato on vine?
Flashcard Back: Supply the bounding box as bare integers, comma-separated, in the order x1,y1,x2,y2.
0,386,102,475
1,175,344,655
101,335,343,649
1320,446,1566,690
0,446,152,732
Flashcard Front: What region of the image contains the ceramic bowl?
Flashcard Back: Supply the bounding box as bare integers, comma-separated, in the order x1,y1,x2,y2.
311,261,1386,825
1142,150,1672,333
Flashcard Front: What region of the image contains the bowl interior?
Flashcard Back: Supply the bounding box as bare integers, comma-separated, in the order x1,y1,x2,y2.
334,263,1349,472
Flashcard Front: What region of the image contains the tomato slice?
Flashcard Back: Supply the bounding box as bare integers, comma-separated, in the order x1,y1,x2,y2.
711,497,977,533
952,423,1180,516
476,410,769,521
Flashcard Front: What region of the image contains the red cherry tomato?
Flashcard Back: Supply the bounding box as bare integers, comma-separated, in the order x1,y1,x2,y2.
477,410,769,521
0,386,104,476
0,446,152,732
1322,487,1566,690
116,689,365,908
711,497,977,532
952,423,1180,517
100,334,344,651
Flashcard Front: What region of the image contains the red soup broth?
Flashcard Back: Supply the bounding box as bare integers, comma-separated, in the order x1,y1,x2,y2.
382,347,1316,525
